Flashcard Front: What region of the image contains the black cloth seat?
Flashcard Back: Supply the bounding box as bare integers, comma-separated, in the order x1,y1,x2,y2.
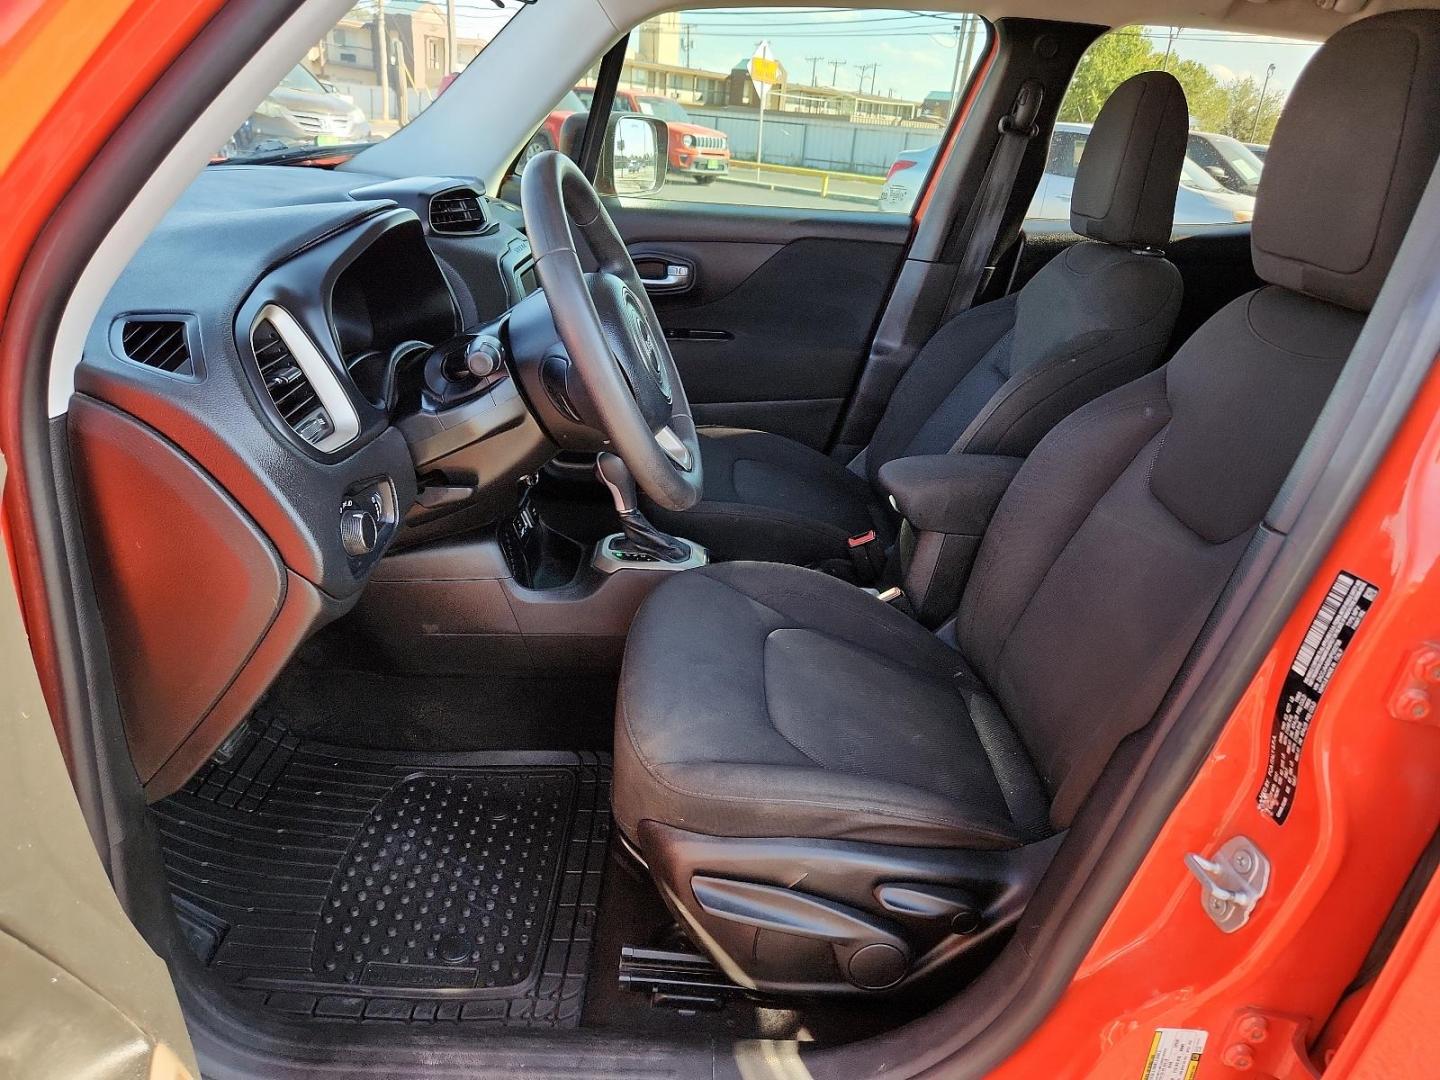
616,8,1440,952
647,71,1190,565
615,560,1051,849
650,427,897,566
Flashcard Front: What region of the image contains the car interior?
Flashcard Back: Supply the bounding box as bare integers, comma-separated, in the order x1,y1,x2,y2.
33,0,1440,1075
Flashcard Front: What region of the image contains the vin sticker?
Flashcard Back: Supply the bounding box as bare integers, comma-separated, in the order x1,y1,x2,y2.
1257,571,1378,825
1140,1028,1207,1080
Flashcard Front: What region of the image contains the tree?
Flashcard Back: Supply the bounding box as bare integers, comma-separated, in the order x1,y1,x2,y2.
1057,30,1158,123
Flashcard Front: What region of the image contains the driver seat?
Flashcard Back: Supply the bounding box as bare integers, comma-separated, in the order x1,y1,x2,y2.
615,10,1440,997
645,71,1189,567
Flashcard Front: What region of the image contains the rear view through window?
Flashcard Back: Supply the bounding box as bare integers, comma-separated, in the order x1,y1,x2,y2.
1015,25,1320,229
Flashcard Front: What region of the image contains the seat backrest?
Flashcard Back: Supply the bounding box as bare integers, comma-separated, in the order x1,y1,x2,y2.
865,71,1189,486
955,9,1440,827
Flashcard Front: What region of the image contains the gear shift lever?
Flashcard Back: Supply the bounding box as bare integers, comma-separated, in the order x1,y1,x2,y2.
596,452,691,563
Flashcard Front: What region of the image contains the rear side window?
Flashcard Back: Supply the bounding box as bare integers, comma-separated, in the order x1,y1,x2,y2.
1030,25,1321,231
601,7,990,214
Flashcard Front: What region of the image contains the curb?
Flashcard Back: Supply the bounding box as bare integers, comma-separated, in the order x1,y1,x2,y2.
713,174,881,206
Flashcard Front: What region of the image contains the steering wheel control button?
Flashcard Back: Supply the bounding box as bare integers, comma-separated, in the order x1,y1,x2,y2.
340,507,380,557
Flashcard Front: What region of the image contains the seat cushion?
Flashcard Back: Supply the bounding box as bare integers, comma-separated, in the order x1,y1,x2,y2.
644,427,894,564
614,561,1051,850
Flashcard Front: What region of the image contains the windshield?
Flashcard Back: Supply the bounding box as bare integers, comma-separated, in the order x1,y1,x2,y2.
216,0,528,163
637,97,692,124
1180,156,1227,192
1207,133,1265,185
278,64,327,94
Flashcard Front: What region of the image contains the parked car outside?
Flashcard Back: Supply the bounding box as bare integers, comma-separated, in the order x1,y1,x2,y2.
224,63,369,157
577,88,731,182
879,122,1257,226
1245,141,1270,161
1187,130,1266,195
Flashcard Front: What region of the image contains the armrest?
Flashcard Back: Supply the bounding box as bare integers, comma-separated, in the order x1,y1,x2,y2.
878,454,1024,535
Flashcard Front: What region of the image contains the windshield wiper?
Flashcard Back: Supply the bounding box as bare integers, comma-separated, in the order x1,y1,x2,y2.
212,142,372,166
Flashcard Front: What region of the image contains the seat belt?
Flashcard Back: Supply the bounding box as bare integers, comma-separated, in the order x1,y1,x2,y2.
946,79,1044,316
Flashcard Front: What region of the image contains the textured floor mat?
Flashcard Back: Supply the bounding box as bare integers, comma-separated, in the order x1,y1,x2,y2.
153,719,609,1028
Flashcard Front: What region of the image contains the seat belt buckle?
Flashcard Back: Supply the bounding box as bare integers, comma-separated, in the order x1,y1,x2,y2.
847,530,885,583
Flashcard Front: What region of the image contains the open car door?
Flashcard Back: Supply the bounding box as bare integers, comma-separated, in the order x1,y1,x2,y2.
0,452,197,1080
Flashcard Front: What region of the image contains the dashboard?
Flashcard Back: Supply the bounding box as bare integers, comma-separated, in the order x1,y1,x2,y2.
71,163,557,797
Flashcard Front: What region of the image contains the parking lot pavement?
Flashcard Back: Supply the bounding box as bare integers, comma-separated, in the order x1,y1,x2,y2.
656,170,888,212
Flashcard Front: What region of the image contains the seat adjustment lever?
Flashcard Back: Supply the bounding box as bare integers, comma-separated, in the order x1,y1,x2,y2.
691,875,912,991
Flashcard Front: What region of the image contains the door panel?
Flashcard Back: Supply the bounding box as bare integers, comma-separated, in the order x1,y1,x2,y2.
0,449,198,1079
610,204,910,448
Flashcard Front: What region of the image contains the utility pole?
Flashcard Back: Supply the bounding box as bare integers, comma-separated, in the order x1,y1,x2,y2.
958,14,977,84
947,23,965,105
445,0,456,76
375,0,390,121
1160,26,1181,71
805,55,824,85
681,24,694,68
1251,62,1277,140
828,58,846,86
857,62,877,94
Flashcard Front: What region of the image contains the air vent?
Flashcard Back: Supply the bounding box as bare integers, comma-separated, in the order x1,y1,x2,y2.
119,318,194,376
428,187,489,235
252,318,335,447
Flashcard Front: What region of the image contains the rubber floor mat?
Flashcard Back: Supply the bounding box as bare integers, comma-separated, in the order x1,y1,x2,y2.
153,719,609,1028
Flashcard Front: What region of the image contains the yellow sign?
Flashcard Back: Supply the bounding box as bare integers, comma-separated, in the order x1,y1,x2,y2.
748,56,779,87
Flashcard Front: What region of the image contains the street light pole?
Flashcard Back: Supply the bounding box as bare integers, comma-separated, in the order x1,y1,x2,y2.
1251,62,1277,141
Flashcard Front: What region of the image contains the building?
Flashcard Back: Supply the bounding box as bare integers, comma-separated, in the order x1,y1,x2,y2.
633,12,683,67
722,60,930,125
311,2,486,94
921,90,956,120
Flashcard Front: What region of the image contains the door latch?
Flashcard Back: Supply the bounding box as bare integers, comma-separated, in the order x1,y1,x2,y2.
1184,836,1270,933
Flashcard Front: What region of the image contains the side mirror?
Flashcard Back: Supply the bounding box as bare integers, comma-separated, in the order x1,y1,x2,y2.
596,114,668,197
1205,165,1228,181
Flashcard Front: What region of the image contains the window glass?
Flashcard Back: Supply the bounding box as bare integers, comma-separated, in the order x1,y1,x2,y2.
1029,25,1321,230
598,8,989,212
215,1,527,162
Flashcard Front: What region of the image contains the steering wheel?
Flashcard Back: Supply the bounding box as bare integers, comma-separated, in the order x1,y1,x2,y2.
520,151,703,511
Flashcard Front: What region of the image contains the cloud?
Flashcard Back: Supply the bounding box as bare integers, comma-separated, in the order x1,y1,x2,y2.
1209,62,1237,82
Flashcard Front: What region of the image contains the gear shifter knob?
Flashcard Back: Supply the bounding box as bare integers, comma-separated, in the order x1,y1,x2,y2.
596,452,638,515
595,451,691,563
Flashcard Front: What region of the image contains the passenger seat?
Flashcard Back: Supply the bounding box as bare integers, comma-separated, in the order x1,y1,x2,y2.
647,71,1190,567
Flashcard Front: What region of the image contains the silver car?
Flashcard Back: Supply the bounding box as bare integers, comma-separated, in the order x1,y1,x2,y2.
880,121,1257,225
225,64,371,157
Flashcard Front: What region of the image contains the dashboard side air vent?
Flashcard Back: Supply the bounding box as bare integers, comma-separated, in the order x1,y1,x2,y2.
118,318,195,376
252,318,332,447
249,307,360,453
428,187,489,235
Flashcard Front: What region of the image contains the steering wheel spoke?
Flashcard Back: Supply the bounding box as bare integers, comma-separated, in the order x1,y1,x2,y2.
654,425,694,471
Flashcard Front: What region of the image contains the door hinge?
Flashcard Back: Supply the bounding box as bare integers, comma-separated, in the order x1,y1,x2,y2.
1185,836,1271,933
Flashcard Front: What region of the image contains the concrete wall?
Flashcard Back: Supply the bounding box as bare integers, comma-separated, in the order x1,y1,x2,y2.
692,107,942,176
333,82,434,125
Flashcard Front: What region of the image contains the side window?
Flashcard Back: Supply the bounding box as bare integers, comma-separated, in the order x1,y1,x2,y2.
603,8,989,213
1030,26,1322,232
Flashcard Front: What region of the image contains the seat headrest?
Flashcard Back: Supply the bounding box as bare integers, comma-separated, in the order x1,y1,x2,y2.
1253,10,1440,312
1069,71,1188,249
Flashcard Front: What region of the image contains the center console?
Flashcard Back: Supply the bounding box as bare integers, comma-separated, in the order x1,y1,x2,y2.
348,478,705,674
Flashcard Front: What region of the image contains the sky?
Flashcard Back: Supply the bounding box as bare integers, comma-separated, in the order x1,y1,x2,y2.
672,10,1320,106
369,3,1323,109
